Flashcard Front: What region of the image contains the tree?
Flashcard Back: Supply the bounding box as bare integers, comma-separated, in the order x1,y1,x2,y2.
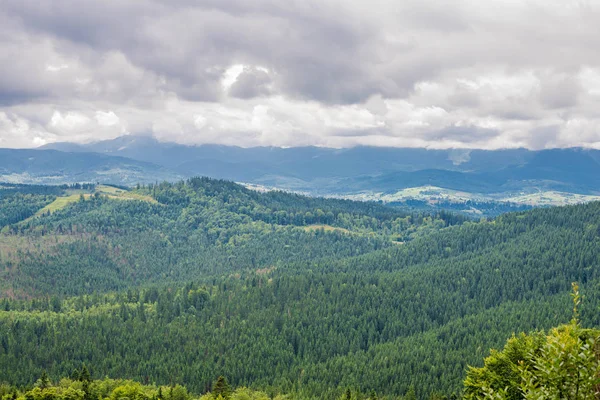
37,371,50,389
169,385,189,400
212,377,231,400
138,301,147,322
404,386,417,400
50,296,62,312
519,324,600,399
109,383,149,400
341,389,352,400
464,283,600,400
79,365,91,382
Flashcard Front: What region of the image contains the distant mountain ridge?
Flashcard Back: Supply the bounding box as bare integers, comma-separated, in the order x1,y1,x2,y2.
41,136,533,175
34,136,600,197
0,148,181,185
0,134,594,211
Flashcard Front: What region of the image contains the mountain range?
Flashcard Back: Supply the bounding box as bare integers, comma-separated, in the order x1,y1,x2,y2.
2,135,600,208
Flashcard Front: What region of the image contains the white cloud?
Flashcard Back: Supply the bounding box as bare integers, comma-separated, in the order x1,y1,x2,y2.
0,111,55,147
193,115,207,129
0,0,600,149
221,64,245,90
49,111,90,132
95,111,120,126
45,64,69,72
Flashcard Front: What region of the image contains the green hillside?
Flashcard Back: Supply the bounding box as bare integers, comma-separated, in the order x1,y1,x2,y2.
1,179,599,399
0,178,460,297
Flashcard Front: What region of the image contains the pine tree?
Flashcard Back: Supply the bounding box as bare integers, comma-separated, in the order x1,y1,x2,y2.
404,386,417,400
343,388,352,400
212,376,231,400
39,370,50,389
138,301,147,323
50,296,62,312
79,364,91,382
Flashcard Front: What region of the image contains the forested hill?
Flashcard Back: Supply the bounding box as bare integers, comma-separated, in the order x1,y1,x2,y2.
0,178,462,297
2,179,600,399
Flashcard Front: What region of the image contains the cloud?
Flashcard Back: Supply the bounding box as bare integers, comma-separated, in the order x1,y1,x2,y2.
49,111,91,132
538,72,581,109
95,111,120,127
429,124,499,143
0,0,600,149
528,125,562,149
448,149,472,165
228,66,273,99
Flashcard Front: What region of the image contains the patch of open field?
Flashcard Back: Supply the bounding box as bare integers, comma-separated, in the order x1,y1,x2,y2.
97,185,157,203
30,185,156,220
14,186,156,227
96,185,123,194
35,194,91,216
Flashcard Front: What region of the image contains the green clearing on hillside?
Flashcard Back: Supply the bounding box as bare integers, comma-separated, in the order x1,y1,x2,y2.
96,185,157,203
30,185,156,219
34,194,92,216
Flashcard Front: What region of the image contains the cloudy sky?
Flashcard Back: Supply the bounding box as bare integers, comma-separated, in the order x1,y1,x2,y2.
0,0,599,149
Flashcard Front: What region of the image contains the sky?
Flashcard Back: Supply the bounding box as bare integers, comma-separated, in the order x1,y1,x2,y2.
1,0,600,149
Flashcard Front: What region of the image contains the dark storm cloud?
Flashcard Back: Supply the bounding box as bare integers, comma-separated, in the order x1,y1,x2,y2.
3,0,593,105
0,0,389,104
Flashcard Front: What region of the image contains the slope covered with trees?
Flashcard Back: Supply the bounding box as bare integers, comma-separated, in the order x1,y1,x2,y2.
0,178,460,297
1,179,600,399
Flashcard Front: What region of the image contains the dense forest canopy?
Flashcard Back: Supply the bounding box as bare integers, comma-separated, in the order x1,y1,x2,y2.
0,178,464,297
1,179,600,399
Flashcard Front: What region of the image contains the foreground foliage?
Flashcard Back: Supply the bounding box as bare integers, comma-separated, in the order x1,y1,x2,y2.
464,285,600,399
0,373,422,400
